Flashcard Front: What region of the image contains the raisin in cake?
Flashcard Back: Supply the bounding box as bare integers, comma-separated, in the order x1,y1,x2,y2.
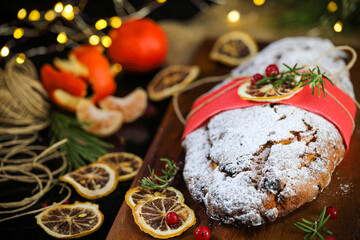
182,37,354,226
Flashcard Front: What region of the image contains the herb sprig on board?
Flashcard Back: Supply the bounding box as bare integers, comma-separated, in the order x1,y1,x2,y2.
294,206,333,240
139,158,178,189
50,111,113,174
255,64,333,97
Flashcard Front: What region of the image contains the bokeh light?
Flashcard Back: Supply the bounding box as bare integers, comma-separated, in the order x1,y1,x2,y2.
57,32,68,44
1,46,10,57
16,53,26,64
227,10,240,23
28,10,40,21
333,21,343,32
101,36,112,48
110,16,122,28
13,28,24,39
95,19,108,30
17,8,27,20
89,35,100,45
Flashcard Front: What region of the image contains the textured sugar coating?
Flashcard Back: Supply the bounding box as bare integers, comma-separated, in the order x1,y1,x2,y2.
182,37,353,226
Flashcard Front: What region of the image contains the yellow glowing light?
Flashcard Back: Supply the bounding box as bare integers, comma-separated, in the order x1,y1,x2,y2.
95,19,108,30
1,46,10,57
57,32,68,44
64,4,73,13
89,35,100,45
227,10,240,23
62,11,74,21
28,10,40,21
16,53,26,64
110,16,122,28
54,2,64,13
157,0,167,3
327,1,338,13
45,10,56,21
333,21,343,32
17,8,27,20
101,36,112,48
253,0,265,6
13,28,24,39
112,63,122,74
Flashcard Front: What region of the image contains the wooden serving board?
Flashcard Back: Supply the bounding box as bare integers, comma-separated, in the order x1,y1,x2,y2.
106,40,360,240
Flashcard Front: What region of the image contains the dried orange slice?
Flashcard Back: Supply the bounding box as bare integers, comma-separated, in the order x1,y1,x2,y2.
35,201,104,239
237,80,302,102
147,65,200,101
60,162,118,199
125,187,184,209
97,152,143,182
133,197,196,239
76,99,123,137
210,31,258,67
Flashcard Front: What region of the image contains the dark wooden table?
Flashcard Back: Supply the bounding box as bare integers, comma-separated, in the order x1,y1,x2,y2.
106,40,360,240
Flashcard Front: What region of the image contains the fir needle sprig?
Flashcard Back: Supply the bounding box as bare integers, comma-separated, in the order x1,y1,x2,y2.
139,158,178,189
255,63,333,98
50,111,114,174
294,206,333,240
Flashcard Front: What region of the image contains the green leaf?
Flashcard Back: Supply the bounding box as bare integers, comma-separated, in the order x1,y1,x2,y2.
294,223,313,233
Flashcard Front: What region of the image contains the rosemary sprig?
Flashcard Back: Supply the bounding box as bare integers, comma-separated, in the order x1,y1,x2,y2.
138,158,178,189
50,111,114,174
255,63,333,98
294,206,333,240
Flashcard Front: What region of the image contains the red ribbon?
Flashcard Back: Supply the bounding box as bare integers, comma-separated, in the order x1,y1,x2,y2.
182,77,356,152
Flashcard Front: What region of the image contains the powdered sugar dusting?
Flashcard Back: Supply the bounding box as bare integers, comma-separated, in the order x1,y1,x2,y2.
182,37,353,226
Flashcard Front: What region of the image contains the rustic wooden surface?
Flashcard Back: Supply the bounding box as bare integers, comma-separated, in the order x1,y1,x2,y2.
106,40,360,240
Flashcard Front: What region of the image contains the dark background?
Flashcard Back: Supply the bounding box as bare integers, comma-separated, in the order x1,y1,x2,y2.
0,0,211,239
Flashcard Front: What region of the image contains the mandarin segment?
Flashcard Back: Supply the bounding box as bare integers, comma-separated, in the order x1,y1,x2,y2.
133,197,196,239
97,152,143,181
35,202,104,239
60,162,118,199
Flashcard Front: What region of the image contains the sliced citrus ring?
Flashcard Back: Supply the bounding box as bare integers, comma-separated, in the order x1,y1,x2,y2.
237,80,302,102
35,201,104,239
97,152,143,182
125,187,184,209
210,31,258,67
76,99,123,137
133,197,196,239
99,88,148,123
60,162,118,199
147,65,200,101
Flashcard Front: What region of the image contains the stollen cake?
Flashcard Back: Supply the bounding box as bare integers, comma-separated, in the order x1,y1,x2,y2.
182,37,354,226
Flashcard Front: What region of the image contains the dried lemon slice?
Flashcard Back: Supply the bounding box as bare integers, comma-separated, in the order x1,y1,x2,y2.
97,152,143,182
147,65,200,101
125,187,184,209
133,197,196,239
35,201,104,239
60,162,118,199
210,31,258,67
238,80,302,102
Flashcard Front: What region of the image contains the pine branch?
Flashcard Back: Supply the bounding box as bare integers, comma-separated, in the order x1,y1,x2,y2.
50,111,114,174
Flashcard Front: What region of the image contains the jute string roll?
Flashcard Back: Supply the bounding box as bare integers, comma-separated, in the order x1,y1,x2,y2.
0,57,70,223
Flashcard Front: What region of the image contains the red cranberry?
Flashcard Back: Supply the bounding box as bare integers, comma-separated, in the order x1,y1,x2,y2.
166,212,179,225
41,203,49,208
149,173,160,184
63,200,69,204
194,226,211,240
265,64,279,76
326,238,336,240
325,206,338,219
251,73,263,86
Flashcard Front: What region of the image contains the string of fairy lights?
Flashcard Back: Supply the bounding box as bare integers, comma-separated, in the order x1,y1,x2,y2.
0,0,350,65
226,0,345,34
0,0,169,64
